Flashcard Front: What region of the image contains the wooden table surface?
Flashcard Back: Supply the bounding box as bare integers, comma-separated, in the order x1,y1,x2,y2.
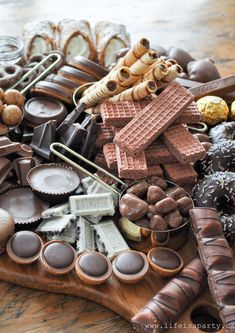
0,0,235,332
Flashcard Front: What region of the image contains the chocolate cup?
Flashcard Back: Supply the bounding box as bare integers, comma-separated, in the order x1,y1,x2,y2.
75,251,112,285
27,163,80,204
147,247,184,277
7,231,43,264
40,240,77,275
112,250,149,284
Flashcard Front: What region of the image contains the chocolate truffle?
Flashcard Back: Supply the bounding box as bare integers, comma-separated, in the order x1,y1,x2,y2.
112,250,149,284
148,247,183,277
40,240,76,275
75,251,112,285
7,231,43,264
167,47,194,71
0,208,15,255
187,59,220,83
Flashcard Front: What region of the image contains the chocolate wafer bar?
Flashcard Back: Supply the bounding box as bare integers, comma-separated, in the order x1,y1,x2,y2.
173,101,201,124
116,144,147,179
132,257,207,333
162,124,206,164
101,101,148,127
147,165,163,177
190,208,235,333
145,141,177,166
163,163,198,185
95,124,114,148
103,143,117,169
114,82,194,156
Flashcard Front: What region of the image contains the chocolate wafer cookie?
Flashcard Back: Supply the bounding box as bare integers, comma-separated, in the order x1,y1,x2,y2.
116,145,147,179
103,143,117,169
95,124,114,148
114,82,193,156
173,101,201,124
145,141,177,165
163,163,198,185
162,124,206,164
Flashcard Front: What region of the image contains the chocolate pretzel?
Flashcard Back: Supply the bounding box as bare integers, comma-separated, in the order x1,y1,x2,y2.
0,64,22,89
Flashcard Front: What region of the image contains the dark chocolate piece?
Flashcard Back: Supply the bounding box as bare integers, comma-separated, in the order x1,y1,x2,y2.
131,257,207,332
14,157,35,186
0,157,12,185
149,248,181,270
115,252,144,274
11,231,41,258
44,242,75,268
80,116,99,159
60,123,87,151
56,104,85,136
79,252,108,277
187,59,220,83
167,47,194,71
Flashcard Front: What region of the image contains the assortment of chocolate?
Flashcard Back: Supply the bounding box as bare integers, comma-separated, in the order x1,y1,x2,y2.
0,19,234,333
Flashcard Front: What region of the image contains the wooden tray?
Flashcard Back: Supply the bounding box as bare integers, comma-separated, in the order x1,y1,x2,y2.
0,239,225,333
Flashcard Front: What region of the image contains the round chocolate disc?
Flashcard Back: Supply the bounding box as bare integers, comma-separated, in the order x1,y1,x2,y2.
11,231,41,258
24,97,68,126
115,252,145,275
79,252,108,277
44,242,74,269
150,248,181,270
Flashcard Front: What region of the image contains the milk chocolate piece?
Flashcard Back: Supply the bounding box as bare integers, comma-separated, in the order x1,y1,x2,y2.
177,196,193,216
131,257,207,332
189,74,235,100
162,124,206,164
147,186,166,204
114,82,193,156
14,157,35,186
30,120,56,160
167,47,194,71
187,59,220,83
0,209,14,255
150,215,168,231
126,180,148,198
155,197,177,214
149,247,181,269
0,136,21,156
120,193,149,221
165,209,183,228
163,163,198,185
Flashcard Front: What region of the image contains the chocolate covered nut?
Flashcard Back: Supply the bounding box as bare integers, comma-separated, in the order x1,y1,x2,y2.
148,176,167,190
166,186,187,200
155,197,177,214
177,196,193,216
187,59,220,83
147,185,166,204
165,209,183,229
126,180,148,198
4,89,24,107
120,193,149,221
2,105,23,126
150,215,168,231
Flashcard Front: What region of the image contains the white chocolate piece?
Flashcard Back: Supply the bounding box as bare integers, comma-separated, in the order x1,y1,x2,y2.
36,214,76,234
42,202,70,219
46,223,76,244
76,217,95,253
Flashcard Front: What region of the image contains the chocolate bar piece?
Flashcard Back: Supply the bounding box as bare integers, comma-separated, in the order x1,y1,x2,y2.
14,157,35,186
114,82,193,156
189,74,235,100
147,165,163,177
131,257,207,333
56,104,85,136
47,223,76,244
93,220,129,259
76,217,95,253
101,101,148,127
116,145,147,179
103,143,117,169
173,101,201,125
163,163,198,185
36,214,76,234
0,137,21,156
69,193,115,216
42,202,70,219
80,116,99,159
190,208,235,332
145,142,177,166
162,124,206,164
60,123,87,151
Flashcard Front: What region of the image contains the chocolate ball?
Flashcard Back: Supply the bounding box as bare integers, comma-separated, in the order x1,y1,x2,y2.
120,193,149,221
147,185,166,204
167,47,194,71
187,59,220,83
165,209,183,229
155,197,177,214
79,252,108,277
2,105,23,126
126,180,148,198
4,89,25,107
115,252,144,275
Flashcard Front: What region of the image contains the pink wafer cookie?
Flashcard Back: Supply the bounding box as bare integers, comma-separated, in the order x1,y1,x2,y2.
103,143,117,169
163,163,198,185
173,101,201,124
145,141,177,165
101,101,149,127
114,82,194,156
162,124,206,164
115,145,147,179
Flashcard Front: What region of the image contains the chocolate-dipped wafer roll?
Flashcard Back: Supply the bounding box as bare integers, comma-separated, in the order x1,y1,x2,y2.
162,64,183,82
80,80,117,107
131,257,207,333
138,60,169,83
190,208,235,333
109,81,157,102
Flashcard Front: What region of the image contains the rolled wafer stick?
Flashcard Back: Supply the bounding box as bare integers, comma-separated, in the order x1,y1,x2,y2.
108,80,157,102
83,66,130,95
163,64,183,82
137,60,169,84
165,58,178,67
80,80,117,107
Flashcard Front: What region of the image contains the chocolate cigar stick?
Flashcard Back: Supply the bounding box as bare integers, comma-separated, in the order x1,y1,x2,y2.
190,208,235,333
189,74,235,100
131,257,207,333
80,80,117,107
109,81,157,102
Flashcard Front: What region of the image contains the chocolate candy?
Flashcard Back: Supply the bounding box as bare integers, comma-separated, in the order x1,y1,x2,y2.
126,180,148,198
2,105,23,126
120,193,149,221
177,196,193,216
112,250,149,284
68,55,108,80
14,157,35,186
0,209,14,255
75,251,112,285
24,97,68,126
164,209,182,228
197,96,229,126
187,59,220,83
167,47,194,71
166,186,187,200
7,231,43,264
40,240,76,275
31,81,73,105
147,185,166,204
155,197,177,214
150,215,168,231
0,64,22,89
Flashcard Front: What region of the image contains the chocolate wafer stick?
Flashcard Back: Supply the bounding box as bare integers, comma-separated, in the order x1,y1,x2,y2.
138,60,169,83
163,162,198,185
80,80,117,107
114,82,193,156
190,208,235,333
131,257,207,333
162,124,206,164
